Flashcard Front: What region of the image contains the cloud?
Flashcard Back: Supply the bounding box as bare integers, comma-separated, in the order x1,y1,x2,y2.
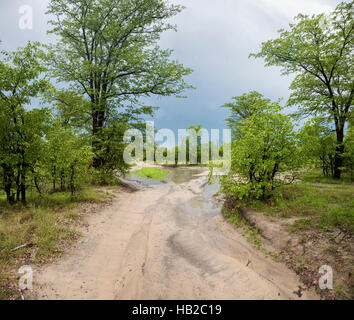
0,0,340,133
258,0,335,20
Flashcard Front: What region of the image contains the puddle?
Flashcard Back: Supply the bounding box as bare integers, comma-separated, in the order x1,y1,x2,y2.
184,178,222,221
184,197,221,221
126,167,204,185
167,168,203,184
126,167,222,221
203,179,220,197
124,174,166,185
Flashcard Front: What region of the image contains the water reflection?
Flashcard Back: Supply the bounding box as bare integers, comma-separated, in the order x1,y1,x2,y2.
126,167,204,185
203,179,220,197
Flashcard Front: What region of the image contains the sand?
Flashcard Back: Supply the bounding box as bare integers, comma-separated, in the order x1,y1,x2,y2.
33,168,317,300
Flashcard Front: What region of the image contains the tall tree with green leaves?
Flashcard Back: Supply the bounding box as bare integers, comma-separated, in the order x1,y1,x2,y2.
251,1,353,179
0,42,49,204
46,0,193,168
221,91,271,139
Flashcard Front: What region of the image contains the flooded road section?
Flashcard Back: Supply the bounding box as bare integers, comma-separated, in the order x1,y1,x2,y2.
34,167,316,299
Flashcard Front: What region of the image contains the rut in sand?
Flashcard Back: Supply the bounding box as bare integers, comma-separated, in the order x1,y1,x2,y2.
33,167,317,300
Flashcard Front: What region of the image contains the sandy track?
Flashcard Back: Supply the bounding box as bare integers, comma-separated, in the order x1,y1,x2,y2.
33,169,317,300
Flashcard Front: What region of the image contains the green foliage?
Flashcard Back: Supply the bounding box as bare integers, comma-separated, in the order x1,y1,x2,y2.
251,1,354,179
299,118,354,180
0,186,111,299
91,115,130,175
299,119,337,177
46,0,193,169
187,124,202,164
134,167,168,181
221,91,271,139
221,101,301,201
299,169,352,184
0,2,194,207
0,42,50,204
342,118,354,180
0,43,107,204
44,87,92,131
247,181,354,232
44,124,93,195
169,124,214,165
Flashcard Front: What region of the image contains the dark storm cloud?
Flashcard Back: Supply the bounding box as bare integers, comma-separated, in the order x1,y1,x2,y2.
0,0,340,133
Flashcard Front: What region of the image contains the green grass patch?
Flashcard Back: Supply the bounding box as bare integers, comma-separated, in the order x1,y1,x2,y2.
134,167,168,181
299,169,353,184
247,181,354,232
0,186,112,299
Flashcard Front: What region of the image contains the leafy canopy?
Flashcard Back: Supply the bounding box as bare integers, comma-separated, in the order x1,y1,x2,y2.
250,1,353,178
221,102,301,201
46,0,193,113
221,91,272,138
251,1,353,123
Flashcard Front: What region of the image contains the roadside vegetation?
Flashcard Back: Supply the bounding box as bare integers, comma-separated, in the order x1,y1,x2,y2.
0,0,352,301
0,186,116,299
248,178,354,233
0,0,191,300
219,1,353,299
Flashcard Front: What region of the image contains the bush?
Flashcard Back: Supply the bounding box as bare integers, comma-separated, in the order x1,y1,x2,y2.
299,119,337,178
221,103,301,201
89,169,119,186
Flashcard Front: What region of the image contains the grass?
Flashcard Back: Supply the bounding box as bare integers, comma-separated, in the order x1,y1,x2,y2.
223,206,262,250
334,285,349,300
247,176,354,233
299,169,353,184
134,167,169,181
0,186,114,300
222,206,281,261
223,169,353,300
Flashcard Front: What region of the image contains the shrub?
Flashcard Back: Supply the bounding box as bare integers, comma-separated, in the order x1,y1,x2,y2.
221,104,301,201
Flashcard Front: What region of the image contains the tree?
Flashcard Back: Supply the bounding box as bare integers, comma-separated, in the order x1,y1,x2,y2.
251,1,353,179
42,89,101,190
221,91,271,139
44,124,93,195
221,102,300,201
342,117,354,180
299,119,337,177
187,124,201,163
0,42,49,204
46,0,193,168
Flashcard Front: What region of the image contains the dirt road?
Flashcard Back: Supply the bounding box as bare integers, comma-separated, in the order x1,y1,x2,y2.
33,168,317,299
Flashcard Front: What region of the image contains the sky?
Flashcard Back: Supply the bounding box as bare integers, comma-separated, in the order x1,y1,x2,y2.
0,0,341,135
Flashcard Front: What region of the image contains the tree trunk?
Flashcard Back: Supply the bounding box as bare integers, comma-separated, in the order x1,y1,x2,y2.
52,164,56,192
60,170,65,191
70,160,78,196
3,166,15,204
34,176,41,194
91,94,106,169
333,126,344,179
92,117,106,168
16,165,21,202
20,169,26,206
